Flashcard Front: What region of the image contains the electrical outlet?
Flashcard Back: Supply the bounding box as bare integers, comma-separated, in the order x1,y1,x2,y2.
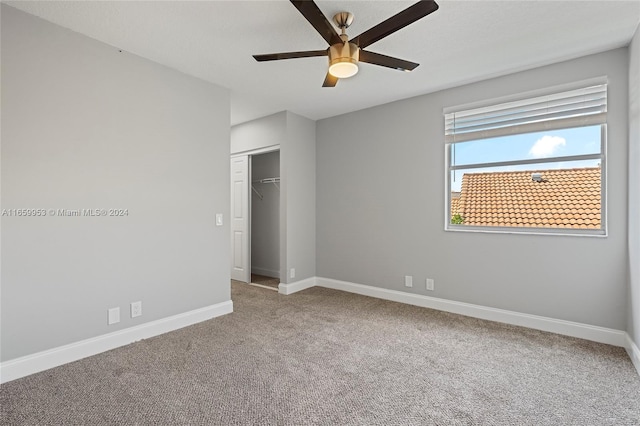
131,301,142,318
290,268,296,279
405,275,413,288
426,278,435,291
108,307,120,325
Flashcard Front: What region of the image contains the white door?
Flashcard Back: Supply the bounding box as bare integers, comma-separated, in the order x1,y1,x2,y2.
230,155,250,282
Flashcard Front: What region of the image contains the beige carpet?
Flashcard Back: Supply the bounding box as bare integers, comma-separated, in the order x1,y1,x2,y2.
1,281,639,425
251,273,280,289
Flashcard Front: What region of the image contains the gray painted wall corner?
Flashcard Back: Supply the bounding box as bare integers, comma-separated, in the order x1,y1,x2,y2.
283,112,317,283
628,23,640,347
1,5,231,361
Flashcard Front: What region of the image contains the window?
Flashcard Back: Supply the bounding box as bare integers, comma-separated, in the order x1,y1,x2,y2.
444,81,607,235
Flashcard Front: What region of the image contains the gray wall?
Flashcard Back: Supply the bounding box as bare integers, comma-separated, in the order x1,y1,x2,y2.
282,112,316,283
1,6,231,361
251,152,280,278
317,48,629,330
231,113,284,155
629,26,640,346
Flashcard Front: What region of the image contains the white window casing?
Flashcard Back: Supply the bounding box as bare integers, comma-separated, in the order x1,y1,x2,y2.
444,79,607,236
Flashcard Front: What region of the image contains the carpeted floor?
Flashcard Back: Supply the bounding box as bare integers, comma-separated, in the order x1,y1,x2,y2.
251,273,280,290
1,281,639,425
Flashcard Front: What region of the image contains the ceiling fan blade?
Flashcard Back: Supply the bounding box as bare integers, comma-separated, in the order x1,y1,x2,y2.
322,72,338,87
359,50,419,72
253,50,327,62
350,0,439,49
291,0,343,46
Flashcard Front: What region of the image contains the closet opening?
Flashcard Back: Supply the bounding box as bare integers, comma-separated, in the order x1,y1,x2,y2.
249,150,280,291
230,148,281,291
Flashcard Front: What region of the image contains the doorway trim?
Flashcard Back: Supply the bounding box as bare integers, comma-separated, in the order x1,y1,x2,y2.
231,145,280,158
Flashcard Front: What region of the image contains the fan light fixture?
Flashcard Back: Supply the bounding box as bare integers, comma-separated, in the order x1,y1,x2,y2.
328,41,359,78
252,1,440,87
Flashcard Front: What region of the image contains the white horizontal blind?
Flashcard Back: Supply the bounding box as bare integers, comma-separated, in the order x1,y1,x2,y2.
445,84,607,143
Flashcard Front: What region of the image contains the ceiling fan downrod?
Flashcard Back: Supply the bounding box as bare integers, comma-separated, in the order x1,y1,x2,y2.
328,12,359,78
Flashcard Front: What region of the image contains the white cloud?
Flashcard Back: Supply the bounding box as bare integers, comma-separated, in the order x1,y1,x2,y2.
528,135,566,158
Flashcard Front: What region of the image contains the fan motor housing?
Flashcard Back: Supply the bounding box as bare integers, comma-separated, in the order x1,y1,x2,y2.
328,42,360,78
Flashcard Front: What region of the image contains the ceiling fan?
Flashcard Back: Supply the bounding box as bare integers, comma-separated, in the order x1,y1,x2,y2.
253,0,439,87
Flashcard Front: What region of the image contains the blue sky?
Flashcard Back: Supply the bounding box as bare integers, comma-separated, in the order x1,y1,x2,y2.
450,125,601,192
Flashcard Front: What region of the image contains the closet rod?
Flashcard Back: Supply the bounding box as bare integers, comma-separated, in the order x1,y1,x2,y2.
252,177,280,184
252,177,280,191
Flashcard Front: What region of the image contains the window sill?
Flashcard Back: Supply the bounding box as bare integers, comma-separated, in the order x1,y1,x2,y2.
445,225,607,238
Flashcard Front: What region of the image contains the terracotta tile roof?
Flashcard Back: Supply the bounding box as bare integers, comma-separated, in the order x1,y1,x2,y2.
451,192,461,216
452,167,601,229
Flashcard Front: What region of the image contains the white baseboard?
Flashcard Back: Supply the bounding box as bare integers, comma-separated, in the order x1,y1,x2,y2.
315,277,627,348
626,334,640,376
251,267,280,279
0,300,233,384
278,277,317,295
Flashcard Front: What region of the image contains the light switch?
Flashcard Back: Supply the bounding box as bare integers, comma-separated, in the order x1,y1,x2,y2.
216,213,223,226
108,307,120,325
405,276,413,288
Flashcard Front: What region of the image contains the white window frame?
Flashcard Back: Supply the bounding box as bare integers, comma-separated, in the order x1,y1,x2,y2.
444,78,608,237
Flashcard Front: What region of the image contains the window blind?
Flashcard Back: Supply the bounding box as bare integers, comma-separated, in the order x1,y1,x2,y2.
444,84,607,143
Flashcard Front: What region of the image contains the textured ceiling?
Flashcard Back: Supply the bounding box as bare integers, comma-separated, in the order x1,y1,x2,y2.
6,1,640,125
